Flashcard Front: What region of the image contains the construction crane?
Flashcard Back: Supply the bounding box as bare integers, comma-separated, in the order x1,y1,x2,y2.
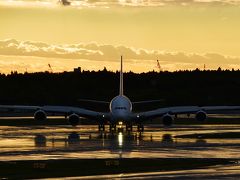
156,60,162,72
48,64,53,73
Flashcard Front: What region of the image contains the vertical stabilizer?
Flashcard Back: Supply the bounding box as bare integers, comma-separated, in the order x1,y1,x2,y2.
119,56,124,96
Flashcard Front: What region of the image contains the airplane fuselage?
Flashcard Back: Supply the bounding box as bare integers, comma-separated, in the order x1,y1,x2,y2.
110,95,132,123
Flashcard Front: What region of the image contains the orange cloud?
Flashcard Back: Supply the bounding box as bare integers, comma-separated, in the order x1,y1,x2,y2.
0,39,239,64
0,39,240,74
0,0,239,8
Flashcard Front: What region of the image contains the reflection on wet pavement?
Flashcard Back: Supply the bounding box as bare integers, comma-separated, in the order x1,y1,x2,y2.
1,125,240,160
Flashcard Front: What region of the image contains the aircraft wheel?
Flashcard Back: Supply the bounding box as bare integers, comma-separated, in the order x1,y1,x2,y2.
137,124,144,132
98,124,105,131
109,124,116,132
126,124,133,132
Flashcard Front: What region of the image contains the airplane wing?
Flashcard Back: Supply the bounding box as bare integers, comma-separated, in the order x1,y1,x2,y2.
0,105,109,120
77,99,109,104
42,106,109,119
0,105,40,111
134,106,240,120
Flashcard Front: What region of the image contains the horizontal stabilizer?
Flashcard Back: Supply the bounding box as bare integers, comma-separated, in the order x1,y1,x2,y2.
132,99,165,105
77,99,109,104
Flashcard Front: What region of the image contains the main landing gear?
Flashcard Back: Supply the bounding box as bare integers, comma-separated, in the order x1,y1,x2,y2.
126,124,133,132
137,124,144,132
97,124,144,132
109,124,117,132
98,124,105,131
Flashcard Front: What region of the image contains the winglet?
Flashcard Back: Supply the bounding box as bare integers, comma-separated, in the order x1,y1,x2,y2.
119,56,124,96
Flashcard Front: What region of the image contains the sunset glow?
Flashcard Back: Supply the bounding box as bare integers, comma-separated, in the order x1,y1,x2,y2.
0,0,240,73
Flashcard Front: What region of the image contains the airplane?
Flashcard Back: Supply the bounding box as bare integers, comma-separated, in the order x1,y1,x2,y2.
1,56,240,132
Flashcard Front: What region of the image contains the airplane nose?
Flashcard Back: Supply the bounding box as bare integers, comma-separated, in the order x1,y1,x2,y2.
112,112,130,122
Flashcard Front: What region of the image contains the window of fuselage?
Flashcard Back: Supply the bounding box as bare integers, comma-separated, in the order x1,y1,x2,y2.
114,107,127,110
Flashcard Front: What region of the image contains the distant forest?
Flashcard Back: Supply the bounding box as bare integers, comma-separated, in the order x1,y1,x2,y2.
1,68,240,111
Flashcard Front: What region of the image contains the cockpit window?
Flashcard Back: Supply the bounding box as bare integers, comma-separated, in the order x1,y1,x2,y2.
115,107,127,110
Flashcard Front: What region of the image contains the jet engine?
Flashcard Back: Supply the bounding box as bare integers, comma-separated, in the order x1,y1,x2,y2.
68,113,80,127
162,114,173,126
34,110,47,121
195,110,207,122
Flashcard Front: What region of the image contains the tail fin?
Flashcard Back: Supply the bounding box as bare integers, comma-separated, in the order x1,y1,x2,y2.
119,56,124,96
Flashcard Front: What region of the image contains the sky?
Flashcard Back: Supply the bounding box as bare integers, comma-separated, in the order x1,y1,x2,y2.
0,0,240,73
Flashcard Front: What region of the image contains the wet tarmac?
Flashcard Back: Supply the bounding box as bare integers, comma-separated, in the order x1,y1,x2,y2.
1,123,240,178
1,124,240,160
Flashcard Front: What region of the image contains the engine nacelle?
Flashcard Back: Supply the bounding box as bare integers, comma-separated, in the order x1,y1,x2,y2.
162,114,173,127
195,110,207,122
68,113,80,127
34,110,47,121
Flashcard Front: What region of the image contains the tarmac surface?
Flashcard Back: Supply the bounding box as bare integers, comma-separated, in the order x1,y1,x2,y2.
1,122,240,178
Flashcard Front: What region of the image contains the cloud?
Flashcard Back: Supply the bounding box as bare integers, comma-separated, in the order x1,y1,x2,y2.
0,39,103,60
0,0,239,8
72,0,239,7
0,39,239,66
89,0,240,6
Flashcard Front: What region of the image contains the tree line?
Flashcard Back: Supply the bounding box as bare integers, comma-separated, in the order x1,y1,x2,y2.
0,68,240,111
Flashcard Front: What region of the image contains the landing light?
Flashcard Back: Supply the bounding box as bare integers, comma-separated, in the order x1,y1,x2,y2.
102,115,105,118
137,115,140,118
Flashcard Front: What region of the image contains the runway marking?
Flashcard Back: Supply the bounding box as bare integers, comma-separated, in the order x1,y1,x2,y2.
105,160,120,166
33,162,47,169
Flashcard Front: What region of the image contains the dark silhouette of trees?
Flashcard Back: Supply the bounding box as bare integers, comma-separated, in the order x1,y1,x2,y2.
0,69,240,111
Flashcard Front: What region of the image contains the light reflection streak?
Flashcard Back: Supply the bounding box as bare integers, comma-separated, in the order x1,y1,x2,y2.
118,132,123,147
